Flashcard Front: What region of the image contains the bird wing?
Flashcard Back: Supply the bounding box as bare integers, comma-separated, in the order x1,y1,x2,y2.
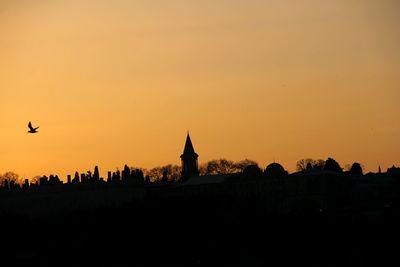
28,121,34,131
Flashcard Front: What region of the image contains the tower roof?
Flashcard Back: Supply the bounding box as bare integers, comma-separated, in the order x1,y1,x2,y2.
181,133,198,157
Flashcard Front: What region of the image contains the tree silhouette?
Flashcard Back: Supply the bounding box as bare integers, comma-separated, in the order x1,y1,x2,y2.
0,171,21,187
30,175,42,186
161,170,168,184
313,160,325,169
130,168,145,184
72,171,80,183
93,166,100,181
48,174,61,186
147,164,180,183
296,158,325,171
242,164,263,178
296,158,313,171
199,158,259,175
161,165,181,182
122,164,131,181
234,159,259,172
324,158,343,173
200,159,237,175
349,162,363,176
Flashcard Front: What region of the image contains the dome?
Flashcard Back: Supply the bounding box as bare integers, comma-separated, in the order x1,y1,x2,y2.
264,163,287,178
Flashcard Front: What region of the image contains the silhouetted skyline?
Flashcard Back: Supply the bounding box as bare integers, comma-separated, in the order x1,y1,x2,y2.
1,131,398,184
1,133,399,266
1,1,399,179
1,2,399,266
1,132,398,190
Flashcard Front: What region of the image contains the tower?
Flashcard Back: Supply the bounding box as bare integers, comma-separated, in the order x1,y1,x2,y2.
181,132,199,181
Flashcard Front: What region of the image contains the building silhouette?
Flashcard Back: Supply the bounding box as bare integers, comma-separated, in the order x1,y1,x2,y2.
180,132,199,181
0,132,399,222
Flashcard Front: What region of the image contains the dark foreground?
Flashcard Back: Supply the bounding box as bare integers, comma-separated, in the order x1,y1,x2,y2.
1,197,399,267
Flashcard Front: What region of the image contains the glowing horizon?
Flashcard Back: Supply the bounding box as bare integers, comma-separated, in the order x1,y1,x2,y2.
1,0,399,180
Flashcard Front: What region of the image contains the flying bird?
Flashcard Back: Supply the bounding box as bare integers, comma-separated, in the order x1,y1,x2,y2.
28,121,39,133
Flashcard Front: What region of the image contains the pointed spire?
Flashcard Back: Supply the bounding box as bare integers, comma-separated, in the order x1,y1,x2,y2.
182,132,197,156
180,132,199,180
378,165,382,174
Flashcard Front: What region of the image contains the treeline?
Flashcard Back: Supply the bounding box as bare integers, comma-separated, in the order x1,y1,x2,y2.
0,158,259,186
146,157,365,182
139,158,259,183
0,157,370,186
296,157,364,176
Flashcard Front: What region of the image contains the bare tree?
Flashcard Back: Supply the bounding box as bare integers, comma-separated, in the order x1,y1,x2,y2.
147,167,163,182
296,158,325,171
296,159,313,171
148,164,181,183
0,171,21,187
313,159,325,169
160,164,181,182
200,159,238,175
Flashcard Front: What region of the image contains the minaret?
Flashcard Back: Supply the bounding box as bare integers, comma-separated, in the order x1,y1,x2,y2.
180,132,199,181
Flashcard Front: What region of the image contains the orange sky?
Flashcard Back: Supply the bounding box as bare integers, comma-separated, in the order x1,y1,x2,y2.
1,0,399,180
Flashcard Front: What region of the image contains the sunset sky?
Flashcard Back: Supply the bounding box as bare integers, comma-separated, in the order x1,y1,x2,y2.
1,0,399,180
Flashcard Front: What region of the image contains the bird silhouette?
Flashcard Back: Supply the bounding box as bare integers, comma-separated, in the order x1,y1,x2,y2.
28,121,39,133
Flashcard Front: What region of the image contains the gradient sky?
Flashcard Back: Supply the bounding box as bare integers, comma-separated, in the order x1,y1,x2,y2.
1,0,399,180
